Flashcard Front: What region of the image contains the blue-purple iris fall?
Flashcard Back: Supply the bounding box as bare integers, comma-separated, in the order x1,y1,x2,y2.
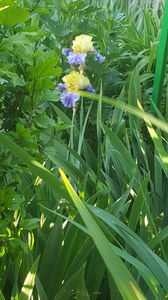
56,83,96,107
67,52,87,65
62,48,87,65
60,91,80,108
93,50,105,63
56,83,66,91
84,84,96,93
62,48,72,56
62,48,105,65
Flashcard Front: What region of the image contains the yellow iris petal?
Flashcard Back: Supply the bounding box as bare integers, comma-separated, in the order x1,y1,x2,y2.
63,71,90,93
72,35,94,54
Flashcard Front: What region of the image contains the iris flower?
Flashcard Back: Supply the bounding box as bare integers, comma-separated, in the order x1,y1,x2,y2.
62,34,105,65
56,71,95,108
57,35,103,108
62,71,90,93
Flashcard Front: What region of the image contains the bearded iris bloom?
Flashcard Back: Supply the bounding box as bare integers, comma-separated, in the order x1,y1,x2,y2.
62,71,90,93
57,35,102,108
56,71,95,108
62,35,105,65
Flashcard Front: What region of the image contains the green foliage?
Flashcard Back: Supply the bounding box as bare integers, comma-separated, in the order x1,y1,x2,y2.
1,0,168,299
0,6,30,26
59,168,146,300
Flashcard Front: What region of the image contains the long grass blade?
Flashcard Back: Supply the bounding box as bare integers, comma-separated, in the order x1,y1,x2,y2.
137,101,168,176
80,91,168,132
58,168,146,300
18,256,40,300
151,0,168,109
0,290,5,300
88,205,168,293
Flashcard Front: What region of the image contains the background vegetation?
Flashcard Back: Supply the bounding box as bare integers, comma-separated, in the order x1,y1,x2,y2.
0,0,168,299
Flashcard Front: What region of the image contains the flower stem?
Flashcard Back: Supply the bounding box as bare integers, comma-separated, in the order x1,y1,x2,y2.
67,105,77,162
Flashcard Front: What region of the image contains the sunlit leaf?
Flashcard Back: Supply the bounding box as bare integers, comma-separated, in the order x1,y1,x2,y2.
59,168,146,300
0,6,30,26
0,5,8,11
18,256,40,300
80,91,168,133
